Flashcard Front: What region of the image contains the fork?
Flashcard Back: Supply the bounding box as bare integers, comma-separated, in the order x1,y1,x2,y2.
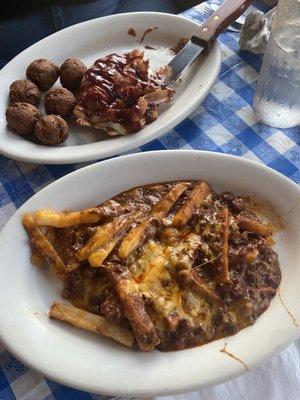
203,2,246,32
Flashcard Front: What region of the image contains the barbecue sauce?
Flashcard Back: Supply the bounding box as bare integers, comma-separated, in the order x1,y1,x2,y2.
77,51,169,133
127,27,136,37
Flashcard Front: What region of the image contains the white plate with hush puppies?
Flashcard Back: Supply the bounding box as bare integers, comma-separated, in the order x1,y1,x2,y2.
0,12,221,164
0,151,299,396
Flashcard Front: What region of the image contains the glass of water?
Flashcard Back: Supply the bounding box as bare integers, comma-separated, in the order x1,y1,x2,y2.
253,0,300,128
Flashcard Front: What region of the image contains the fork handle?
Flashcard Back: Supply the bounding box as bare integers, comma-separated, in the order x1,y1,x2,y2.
192,0,252,49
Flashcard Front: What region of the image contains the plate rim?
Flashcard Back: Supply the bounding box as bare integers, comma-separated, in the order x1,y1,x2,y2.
0,12,221,164
0,150,299,396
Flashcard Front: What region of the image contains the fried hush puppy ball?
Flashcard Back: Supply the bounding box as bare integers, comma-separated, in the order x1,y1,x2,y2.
59,58,87,93
26,59,59,91
6,102,41,135
9,79,41,106
34,115,69,145
44,87,76,117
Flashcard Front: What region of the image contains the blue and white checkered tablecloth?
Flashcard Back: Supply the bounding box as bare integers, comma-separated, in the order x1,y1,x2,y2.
0,2,299,400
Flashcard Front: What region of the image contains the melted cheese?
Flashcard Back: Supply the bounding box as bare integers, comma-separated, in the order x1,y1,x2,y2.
129,237,213,325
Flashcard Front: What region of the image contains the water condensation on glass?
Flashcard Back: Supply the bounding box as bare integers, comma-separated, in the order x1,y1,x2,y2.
253,0,300,128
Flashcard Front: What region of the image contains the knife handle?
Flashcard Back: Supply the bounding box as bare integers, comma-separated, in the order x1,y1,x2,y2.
192,0,252,49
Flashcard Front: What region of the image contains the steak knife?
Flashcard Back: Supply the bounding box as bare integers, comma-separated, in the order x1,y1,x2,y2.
167,0,252,82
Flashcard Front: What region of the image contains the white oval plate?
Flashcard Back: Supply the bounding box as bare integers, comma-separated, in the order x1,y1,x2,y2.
0,12,221,164
0,150,299,397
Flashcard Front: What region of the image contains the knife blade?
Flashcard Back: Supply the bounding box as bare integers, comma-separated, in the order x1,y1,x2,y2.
167,0,252,83
167,39,206,83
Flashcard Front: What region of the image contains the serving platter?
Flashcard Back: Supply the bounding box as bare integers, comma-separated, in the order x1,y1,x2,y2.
0,150,299,396
0,12,221,164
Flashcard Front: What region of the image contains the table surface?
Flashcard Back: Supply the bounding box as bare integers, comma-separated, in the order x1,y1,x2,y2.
0,1,299,400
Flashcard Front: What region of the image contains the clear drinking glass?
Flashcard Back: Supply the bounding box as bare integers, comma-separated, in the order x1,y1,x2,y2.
253,0,300,128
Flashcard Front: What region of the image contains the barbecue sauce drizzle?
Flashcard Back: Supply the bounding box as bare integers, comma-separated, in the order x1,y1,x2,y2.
139,27,158,43
77,52,168,133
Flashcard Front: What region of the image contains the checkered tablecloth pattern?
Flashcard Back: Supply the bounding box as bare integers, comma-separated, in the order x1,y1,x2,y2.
0,1,299,399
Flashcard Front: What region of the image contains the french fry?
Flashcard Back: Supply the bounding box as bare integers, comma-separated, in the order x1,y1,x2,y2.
78,214,132,261
152,182,190,218
118,182,189,259
178,269,220,302
30,251,44,267
22,213,72,275
108,264,160,351
33,200,121,228
117,219,150,260
88,211,142,267
49,302,134,348
219,207,230,284
33,209,102,227
238,217,271,237
172,181,210,228
89,240,118,267
30,228,58,267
